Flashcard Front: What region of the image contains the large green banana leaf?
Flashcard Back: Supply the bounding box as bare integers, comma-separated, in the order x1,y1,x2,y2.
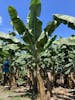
12,18,26,34
44,21,60,36
22,31,34,44
36,21,60,52
0,32,20,43
3,44,19,51
8,6,17,20
53,14,75,30
8,6,35,44
44,35,57,50
36,32,48,52
30,0,41,17
28,14,42,41
54,36,75,46
36,34,57,52
28,0,42,41
8,6,26,34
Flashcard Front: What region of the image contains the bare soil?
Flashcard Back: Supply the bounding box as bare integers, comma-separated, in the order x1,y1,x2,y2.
0,86,31,100
0,86,75,100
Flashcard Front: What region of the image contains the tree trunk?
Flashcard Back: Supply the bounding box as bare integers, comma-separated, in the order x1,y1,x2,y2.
68,72,75,89
9,73,17,89
37,64,47,100
27,67,38,94
12,74,16,85
47,72,53,97
33,70,38,94
64,74,69,88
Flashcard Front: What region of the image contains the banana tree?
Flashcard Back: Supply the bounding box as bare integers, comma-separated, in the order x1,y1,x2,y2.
53,37,75,88
7,2,75,100
53,14,75,30
0,36,22,87
7,0,59,99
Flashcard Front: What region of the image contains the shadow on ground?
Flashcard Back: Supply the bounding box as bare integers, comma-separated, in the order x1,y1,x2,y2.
53,89,75,100
8,89,37,100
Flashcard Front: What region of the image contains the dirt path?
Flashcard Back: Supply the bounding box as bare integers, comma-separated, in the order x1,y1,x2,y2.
0,86,75,100
53,87,75,100
0,86,31,100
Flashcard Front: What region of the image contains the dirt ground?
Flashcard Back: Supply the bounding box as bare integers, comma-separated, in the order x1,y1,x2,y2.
0,86,75,100
0,86,31,100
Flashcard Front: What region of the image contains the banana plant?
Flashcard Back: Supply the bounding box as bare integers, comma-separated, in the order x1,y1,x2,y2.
8,1,59,99
54,36,75,74
53,14,75,30
53,38,75,87
54,36,75,46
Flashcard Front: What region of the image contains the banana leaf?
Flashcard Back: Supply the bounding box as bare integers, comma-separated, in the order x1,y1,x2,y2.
8,6,27,34
27,14,42,41
12,18,26,34
44,35,57,50
0,32,20,43
44,21,60,36
53,14,75,30
8,6,17,20
54,36,75,46
30,0,41,17
36,32,48,52
3,44,19,51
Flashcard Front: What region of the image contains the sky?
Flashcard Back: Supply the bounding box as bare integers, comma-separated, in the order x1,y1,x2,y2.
0,0,75,38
